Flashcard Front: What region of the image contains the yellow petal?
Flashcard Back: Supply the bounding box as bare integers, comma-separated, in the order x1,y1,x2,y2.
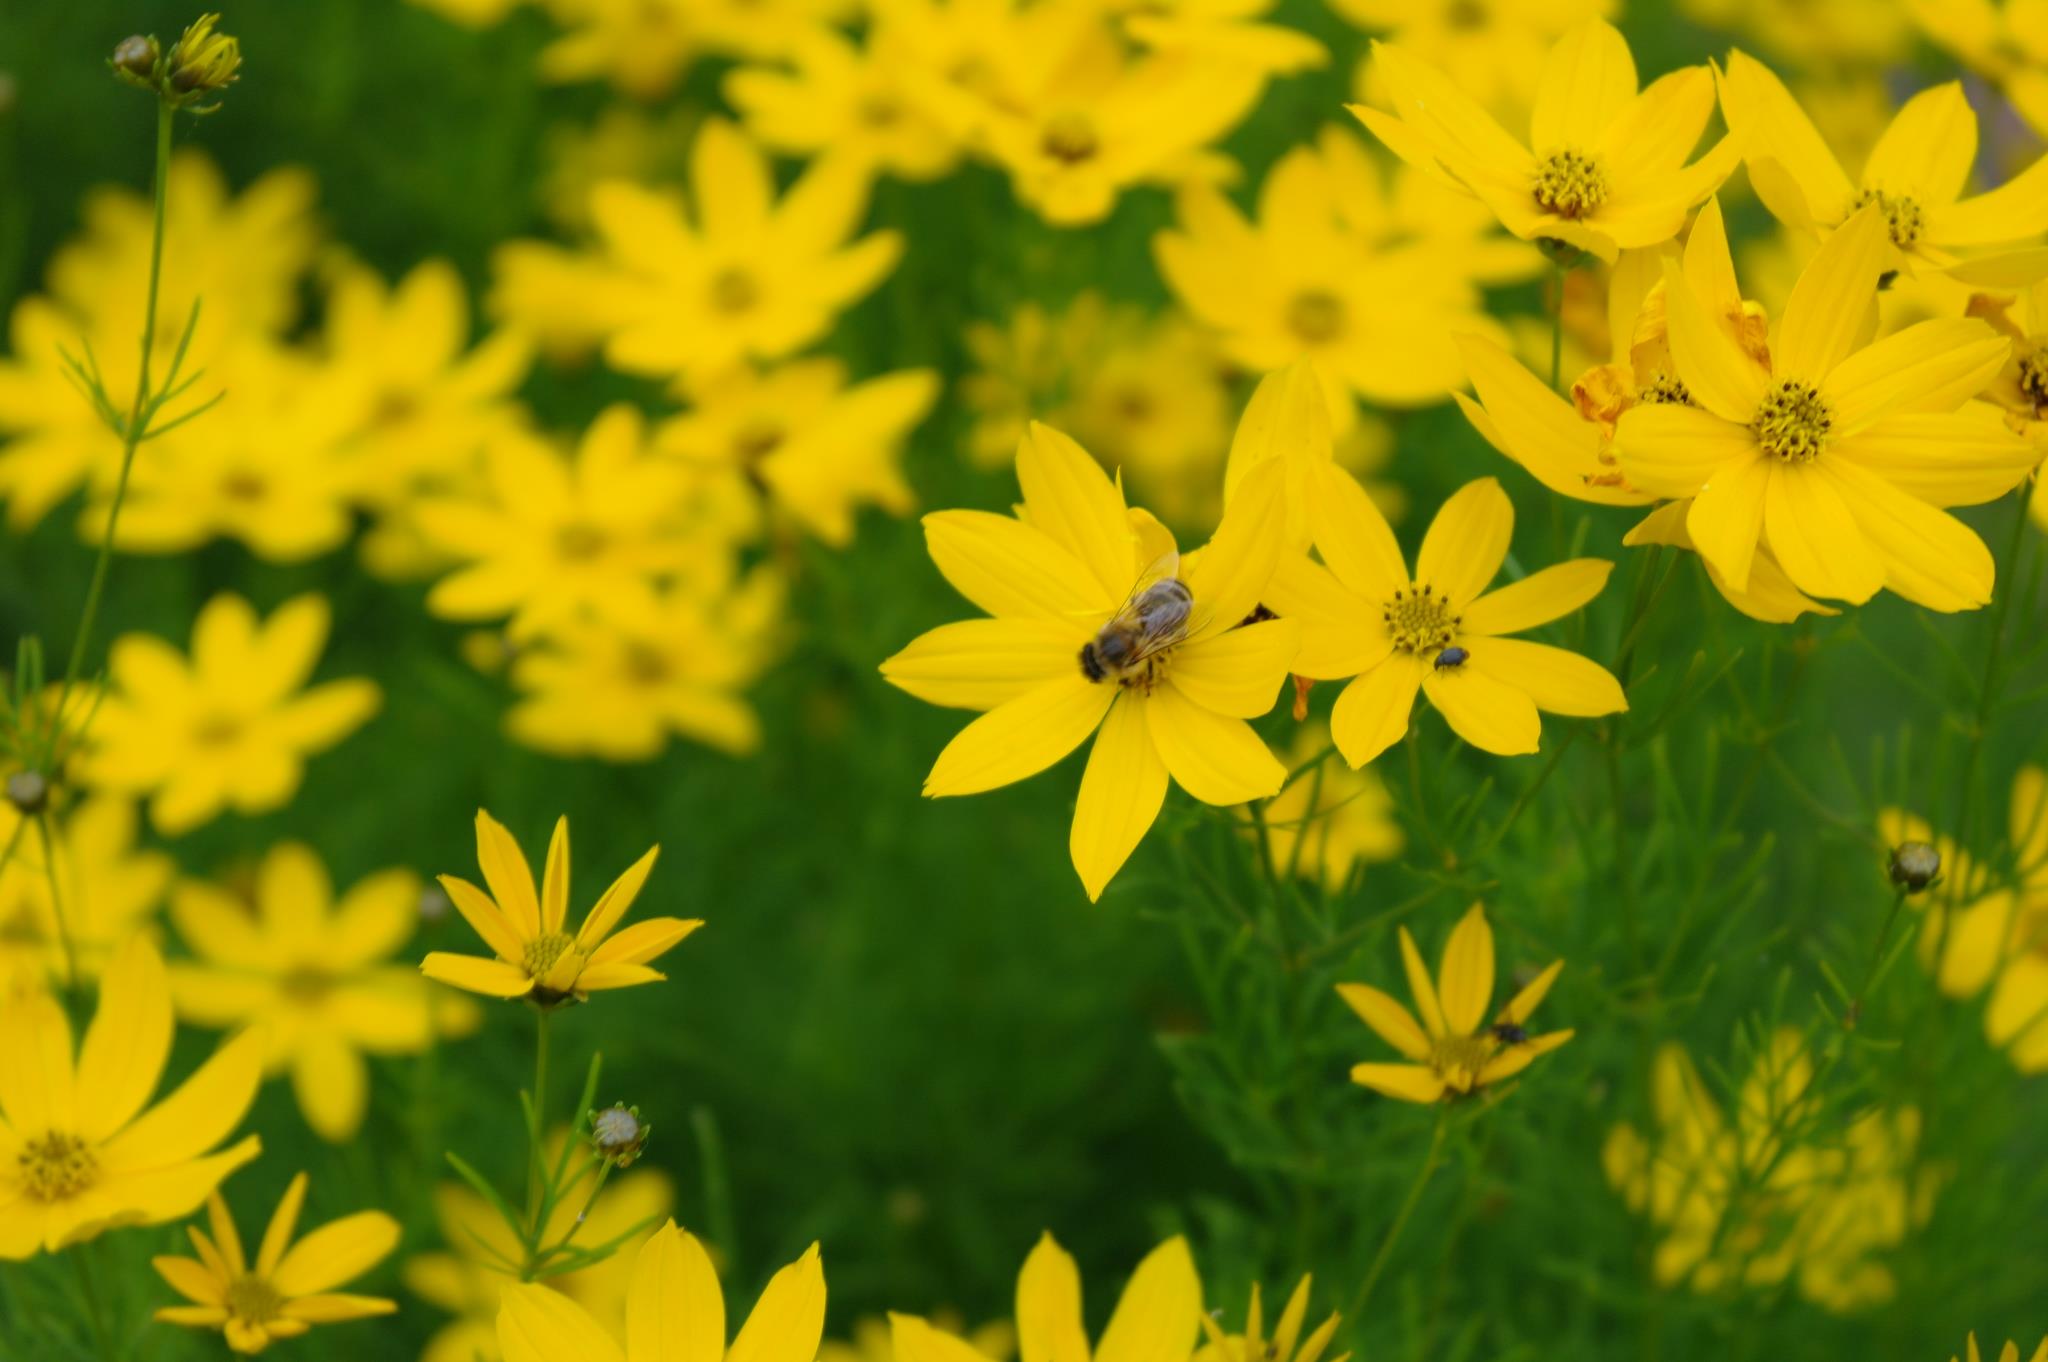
272,1210,401,1297
626,1223,725,1362
420,953,535,998
1613,403,1758,498
440,875,528,963
1658,254,1766,421
1422,664,1541,756
1070,696,1169,903
1461,560,1613,637
1531,19,1637,154
209,1191,247,1275
1776,207,1888,384
1018,423,1135,603
256,1174,308,1278
1822,320,2010,433
1366,42,1535,197
894,1314,999,1362
1145,685,1285,805
1761,463,1886,603
1336,983,1430,1061
575,963,665,991
576,845,662,951
291,1028,367,1142
1718,50,1854,226
278,1293,398,1322
474,809,542,940
1016,1234,1089,1362
1477,1029,1573,1084
0,988,74,1135
1863,82,1977,208
1820,459,1996,611
498,1283,625,1362
100,1028,263,1170
1166,620,1298,719
1466,639,1626,717
1183,461,1286,643
587,917,701,967
1329,657,1425,768
726,1243,826,1362
1683,452,1772,592
1499,959,1564,1024
1598,67,1718,184
1306,461,1409,603
1931,149,2048,246
880,620,1088,712
692,118,772,239
1398,925,1448,1037
1095,1237,1201,1362
922,677,1115,798
1348,1062,1446,1103
1224,360,1333,551
1830,410,2037,507
923,510,1114,623
1265,555,1392,680
540,817,571,935
1415,478,1513,608
1435,904,1495,1036
152,1254,226,1306
1455,336,1645,508
76,935,173,1142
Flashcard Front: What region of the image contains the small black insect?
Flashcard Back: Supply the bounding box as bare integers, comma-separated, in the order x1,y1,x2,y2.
1490,1021,1528,1046
1434,646,1469,670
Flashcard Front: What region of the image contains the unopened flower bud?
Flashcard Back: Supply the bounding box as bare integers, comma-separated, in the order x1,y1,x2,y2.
1888,840,1940,893
590,1104,649,1166
112,35,159,82
417,884,451,923
5,770,48,815
167,14,239,98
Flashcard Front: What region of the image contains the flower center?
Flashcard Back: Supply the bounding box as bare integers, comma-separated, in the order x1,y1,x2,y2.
1381,583,1459,655
1639,370,1692,406
733,421,784,464
1753,379,1833,464
2019,347,2048,410
1428,1032,1497,1083
710,268,759,314
1853,188,1924,250
221,472,267,502
1286,290,1347,344
225,1274,285,1325
622,643,671,685
280,966,333,1003
1533,149,1607,220
522,930,576,978
193,714,243,748
555,522,609,560
18,1131,97,1200
1041,113,1098,164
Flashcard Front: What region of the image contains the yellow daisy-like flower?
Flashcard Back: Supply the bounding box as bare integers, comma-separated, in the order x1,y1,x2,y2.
726,27,964,183
1912,0,2048,140
0,795,171,991
1722,51,2048,274
1271,471,1624,767
421,810,697,1004
1194,1275,1342,1362
891,1234,1199,1362
580,119,901,384
406,1154,672,1362
0,936,264,1259
1350,19,1737,263
497,1220,823,1362
880,422,1298,901
1963,281,2048,537
1613,201,2039,612
1953,1336,2048,1362
1337,903,1572,1103
1329,0,1614,119
153,1172,400,1354
167,843,481,1142
77,592,380,835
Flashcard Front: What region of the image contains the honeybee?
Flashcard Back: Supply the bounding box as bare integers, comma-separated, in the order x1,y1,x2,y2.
1080,555,1203,684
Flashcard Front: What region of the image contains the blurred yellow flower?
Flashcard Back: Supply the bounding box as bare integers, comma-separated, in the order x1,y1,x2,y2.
506,572,784,761
405,1157,672,1362
1194,1274,1340,1362
78,593,380,835
497,1222,823,1362
1273,472,1622,766
1913,0,2048,139
421,809,696,1004
824,1312,1015,1362
1157,125,1525,424
1338,903,1570,1103
1683,0,1910,68
1112,0,1326,78
892,1234,1198,1362
538,106,696,235
1353,20,1736,262
882,425,1297,900
153,1172,398,1353
1614,203,2037,612
1330,0,1614,118
0,795,171,992
1953,1336,2048,1362
1722,52,2048,276
415,406,725,641
0,936,264,1259
1259,723,1402,891
727,28,964,182
167,843,481,1141
658,360,937,546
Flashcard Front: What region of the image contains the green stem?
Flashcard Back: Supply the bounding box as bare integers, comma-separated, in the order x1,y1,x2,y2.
33,812,86,1019
57,98,173,727
1549,260,1566,392
69,1246,117,1362
1844,889,1909,1030
1346,1109,1448,1320
524,1006,552,1258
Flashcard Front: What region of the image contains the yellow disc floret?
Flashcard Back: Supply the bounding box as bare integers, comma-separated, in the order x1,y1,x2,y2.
1533,149,1608,220
1382,584,1459,654
1753,379,1834,464
19,1132,98,1201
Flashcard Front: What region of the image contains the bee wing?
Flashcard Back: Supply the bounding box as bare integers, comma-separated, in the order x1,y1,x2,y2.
1081,548,1186,631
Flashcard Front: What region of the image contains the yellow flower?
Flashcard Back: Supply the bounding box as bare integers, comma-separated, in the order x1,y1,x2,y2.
538,106,696,235
497,1221,823,1362
1912,0,2048,140
727,28,964,182
1682,0,1909,67
1273,471,1623,766
505,572,784,762
420,809,696,1003
166,843,481,1141
1352,20,1736,262
1964,280,2048,460
1259,723,1402,892
824,1313,1015,1362
77,593,380,835
1329,0,1614,118
1111,0,1326,78
657,360,938,547
1722,51,2048,275
532,0,856,99
1880,766,2048,1073
1337,903,1571,1103
1613,201,2039,612
405,1156,672,1362
166,12,241,97
578,119,901,383
892,1234,1199,1362
1195,1276,1340,1362
488,239,629,364
1156,124,1524,423
0,795,171,992
0,936,264,1259
153,1173,399,1353
881,423,1298,901
414,406,727,641
1953,1336,2048,1362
